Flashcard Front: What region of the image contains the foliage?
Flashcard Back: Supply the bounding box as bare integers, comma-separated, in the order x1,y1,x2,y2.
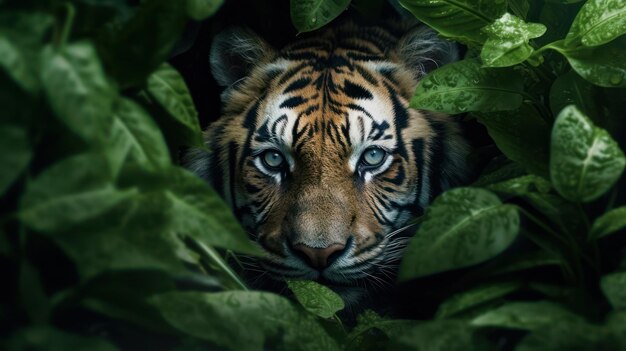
1,0,625,350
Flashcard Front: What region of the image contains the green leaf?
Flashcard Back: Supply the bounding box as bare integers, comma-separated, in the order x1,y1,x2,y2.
151,291,340,351
0,11,53,93
556,38,626,87
475,104,551,178
564,0,626,47
108,97,171,174
96,0,187,88
591,206,626,239
549,70,599,120
287,280,344,318
165,167,262,255
19,260,50,324
398,188,520,281
486,175,552,196
550,105,626,202
0,125,32,195
40,42,116,144
147,63,203,146
508,0,529,18
436,281,522,319
290,0,350,33
515,321,626,351
186,0,224,20
471,301,585,330
411,59,524,114
19,153,137,232
601,272,626,310
346,311,417,351
399,0,506,44
525,192,586,235
4,326,118,351
387,320,492,351
481,13,546,67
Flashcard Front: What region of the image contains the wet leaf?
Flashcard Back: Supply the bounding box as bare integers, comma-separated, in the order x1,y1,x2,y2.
287,280,344,318
550,105,625,202
290,0,350,33
399,0,506,44
549,70,599,119
557,38,626,87
590,206,626,239
486,175,552,196
411,59,524,114
436,281,522,319
399,188,520,281
565,0,626,47
481,13,546,67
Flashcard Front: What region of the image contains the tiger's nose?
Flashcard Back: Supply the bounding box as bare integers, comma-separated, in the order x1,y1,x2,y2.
293,243,346,269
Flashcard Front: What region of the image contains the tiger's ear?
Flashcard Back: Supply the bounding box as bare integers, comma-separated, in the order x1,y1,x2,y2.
396,26,458,78
210,27,275,87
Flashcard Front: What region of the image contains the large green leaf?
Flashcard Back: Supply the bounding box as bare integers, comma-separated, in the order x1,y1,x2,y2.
555,38,626,87
486,175,552,196
481,13,546,67
549,70,599,120
0,125,32,195
147,63,203,146
0,11,52,93
290,0,350,33
386,320,492,351
165,167,262,255
399,0,506,44
590,206,626,239
287,280,344,318
40,42,116,144
186,0,224,20
515,321,626,351
398,188,519,281
108,97,171,174
471,301,584,330
96,0,187,88
346,311,417,351
601,272,626,310
19,153,136,232
411,59,524,114
151,291,340,351
475,104,551,178
565,0,626,47
436,281,522,319
550,105,625,202
4,326,118,351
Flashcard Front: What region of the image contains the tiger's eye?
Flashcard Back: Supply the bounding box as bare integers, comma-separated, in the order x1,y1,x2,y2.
262,150,285,169
362,147,386,166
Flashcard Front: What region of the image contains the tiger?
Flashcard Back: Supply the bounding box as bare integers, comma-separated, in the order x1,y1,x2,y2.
185,20,470,307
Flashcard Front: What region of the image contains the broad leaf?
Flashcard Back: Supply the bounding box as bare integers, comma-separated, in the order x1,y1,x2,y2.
4,326,118,351
525,192,586,235
398,188,519,281
516,321,626,351
557,38,626,87
565,0,626,47
475,104,551,178
108,97,171,174
486,175,552,196
549,70,599,119
186,0,224,20
19,153,136,232
287,280,344,318
436,281,522,319
96,0,187,88
40,42,116,144
0,125,32,195
399,0,506,44
412,59,524,114
590,206,626,239
550,105,625,202
386,320,492,351
346,311,417,351
151,291,340,351
481,13,546,67
147,63,203,146
471,301,584,330
601,272,626,310
290,0,350,33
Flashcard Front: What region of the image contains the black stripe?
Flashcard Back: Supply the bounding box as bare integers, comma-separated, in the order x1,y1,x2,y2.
283,77,312,94
280,96,307,108
343,80,373,100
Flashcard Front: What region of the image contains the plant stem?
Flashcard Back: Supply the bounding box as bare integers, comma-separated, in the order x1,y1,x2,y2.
192,238,248,291
55,3,76,49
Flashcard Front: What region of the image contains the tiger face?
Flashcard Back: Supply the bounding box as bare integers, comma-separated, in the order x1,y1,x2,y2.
186,21,469,302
